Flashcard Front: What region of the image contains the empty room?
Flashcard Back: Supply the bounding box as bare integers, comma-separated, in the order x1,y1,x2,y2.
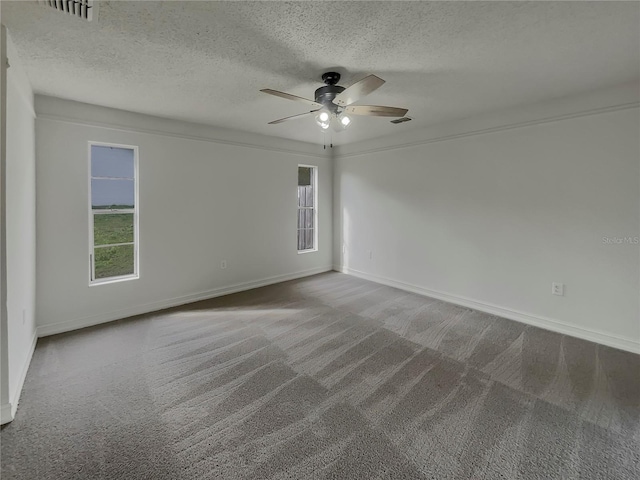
1,1,639,478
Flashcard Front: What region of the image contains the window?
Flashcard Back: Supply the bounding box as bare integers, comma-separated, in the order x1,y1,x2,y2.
297,165,317,252
89,143,138,284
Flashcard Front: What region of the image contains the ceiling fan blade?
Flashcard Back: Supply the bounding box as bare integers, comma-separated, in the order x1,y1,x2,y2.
268,110,320,125
332,75,385,107
344,105,408,117
260,89,322,108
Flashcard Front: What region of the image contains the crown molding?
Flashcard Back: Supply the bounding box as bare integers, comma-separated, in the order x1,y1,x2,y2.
34,83,639,160
336,101,639,159
35,95,329,159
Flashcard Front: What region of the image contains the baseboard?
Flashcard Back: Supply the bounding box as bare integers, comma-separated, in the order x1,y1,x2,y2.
1,403,13,425
6,331,38,421
37,266,333,337
336,266,640,355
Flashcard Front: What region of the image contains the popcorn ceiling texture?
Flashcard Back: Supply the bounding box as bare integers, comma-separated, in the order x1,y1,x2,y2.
2,1,639,145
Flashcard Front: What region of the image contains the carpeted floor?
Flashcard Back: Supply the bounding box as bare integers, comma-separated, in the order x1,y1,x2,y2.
1,272,639,479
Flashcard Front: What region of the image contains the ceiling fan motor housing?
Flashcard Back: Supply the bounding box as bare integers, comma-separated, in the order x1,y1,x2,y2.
315,72,344,112
314,85,345,110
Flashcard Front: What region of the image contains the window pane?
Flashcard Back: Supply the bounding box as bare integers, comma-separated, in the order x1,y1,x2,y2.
306,185,313,207
91,145,134,178
298,185,313,207
297,209,304,229
91,179,134,209
306,229,314,249
94,213,134,246
305,209,314,228
298,167,312,186
94,244,134,279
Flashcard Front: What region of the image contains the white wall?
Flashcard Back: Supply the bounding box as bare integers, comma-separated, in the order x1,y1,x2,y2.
1,29,37,423
0,22,11,425
334,85,640,353
35,97,332,334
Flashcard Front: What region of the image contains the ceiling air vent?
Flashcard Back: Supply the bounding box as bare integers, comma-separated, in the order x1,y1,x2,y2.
390,117,412,124
38,0,97,21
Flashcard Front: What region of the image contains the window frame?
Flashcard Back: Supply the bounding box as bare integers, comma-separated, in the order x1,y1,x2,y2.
297,164,318,254
88,141,140,286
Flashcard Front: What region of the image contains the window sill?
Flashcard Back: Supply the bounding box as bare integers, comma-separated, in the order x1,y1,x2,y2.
89,274,139,287
297,249,318,255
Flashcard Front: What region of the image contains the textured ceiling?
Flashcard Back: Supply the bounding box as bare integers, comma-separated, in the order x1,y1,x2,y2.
3,1,639,145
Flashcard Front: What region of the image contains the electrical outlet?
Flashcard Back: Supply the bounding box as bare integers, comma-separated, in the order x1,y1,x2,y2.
368,250,373,260
552,282,564,296
220,260,227,269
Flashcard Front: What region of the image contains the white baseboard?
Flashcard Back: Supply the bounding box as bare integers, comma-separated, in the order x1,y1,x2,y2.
1,403,13,425
37,266,333,337
335,265,640,355
8,331,38,420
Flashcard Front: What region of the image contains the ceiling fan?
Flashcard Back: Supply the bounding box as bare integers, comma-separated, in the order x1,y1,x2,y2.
260,72,408,132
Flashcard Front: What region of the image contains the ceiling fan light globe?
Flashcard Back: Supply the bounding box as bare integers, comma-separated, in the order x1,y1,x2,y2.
315,110,331,130
341,115,351,127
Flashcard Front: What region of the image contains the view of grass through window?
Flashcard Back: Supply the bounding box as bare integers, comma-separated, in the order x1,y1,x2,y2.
91,145,137,281
94,243,135,279
93,214,135,278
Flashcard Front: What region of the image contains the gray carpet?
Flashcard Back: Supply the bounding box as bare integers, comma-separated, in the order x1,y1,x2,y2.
1,272,639,479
